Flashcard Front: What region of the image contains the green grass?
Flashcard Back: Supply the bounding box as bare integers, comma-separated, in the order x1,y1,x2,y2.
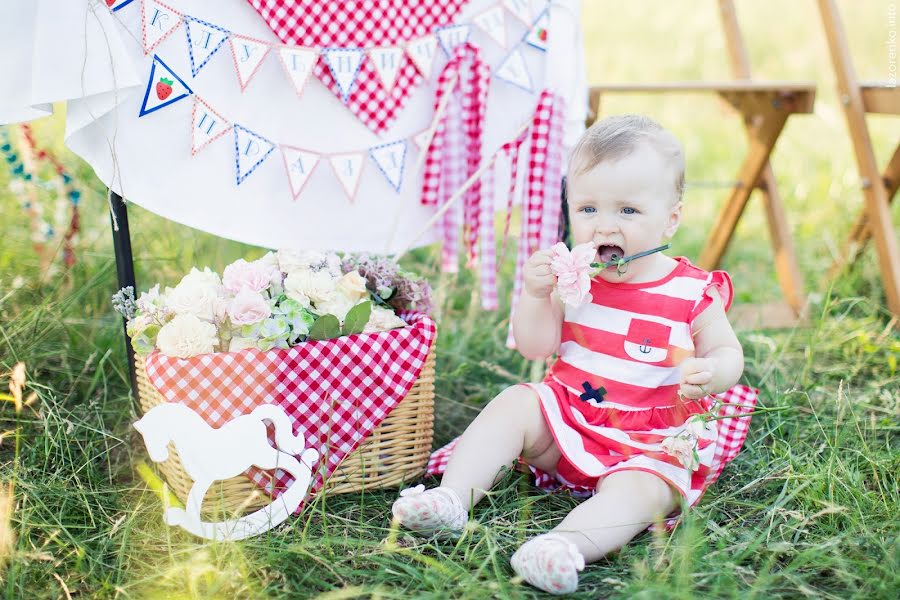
1,1,899,597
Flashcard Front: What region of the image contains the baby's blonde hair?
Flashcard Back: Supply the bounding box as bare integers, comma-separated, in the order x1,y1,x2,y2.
568,114,685,204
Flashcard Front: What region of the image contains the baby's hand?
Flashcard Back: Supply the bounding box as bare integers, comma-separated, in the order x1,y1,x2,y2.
678,357,716,399
522,248,558,299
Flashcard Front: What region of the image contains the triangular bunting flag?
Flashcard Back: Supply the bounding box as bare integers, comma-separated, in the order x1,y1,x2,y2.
502,0,533,24
139,55,192,117
405,34,438,79
473,6,508,48
494,48,532,92
369,141,407,193
184,15,230,77
436,24,471,56
322,48,365,102
191,97,231,155
233,124,275,185
278,47,318,98
368,47,405,91
108,0,137,12
412,129,432,152
141,0,182,55
280,146,320,200
229,35,271,91
329,153,365,201
524,10,550,51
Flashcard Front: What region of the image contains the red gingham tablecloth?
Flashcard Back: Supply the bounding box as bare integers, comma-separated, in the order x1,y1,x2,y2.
426,384,760,531
145,312,436,512
246,0,468,133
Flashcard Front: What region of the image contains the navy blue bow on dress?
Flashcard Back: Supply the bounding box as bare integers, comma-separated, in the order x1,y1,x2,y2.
579,381,607,403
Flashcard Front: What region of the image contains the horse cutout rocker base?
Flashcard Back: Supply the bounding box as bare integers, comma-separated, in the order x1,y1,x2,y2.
134,402,319,540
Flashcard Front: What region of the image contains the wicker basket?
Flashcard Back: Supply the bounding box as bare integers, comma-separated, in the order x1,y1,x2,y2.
134,345,435,517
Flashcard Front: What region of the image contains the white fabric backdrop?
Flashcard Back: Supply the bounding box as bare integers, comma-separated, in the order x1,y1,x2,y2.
0,0,586,253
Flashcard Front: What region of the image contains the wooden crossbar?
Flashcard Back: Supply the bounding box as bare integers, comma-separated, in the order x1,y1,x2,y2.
818,0,900,315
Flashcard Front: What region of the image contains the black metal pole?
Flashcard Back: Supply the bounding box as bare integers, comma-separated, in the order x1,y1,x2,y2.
109,190,139,403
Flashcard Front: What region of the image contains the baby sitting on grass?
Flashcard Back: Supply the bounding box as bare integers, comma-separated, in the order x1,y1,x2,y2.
392,114,745,595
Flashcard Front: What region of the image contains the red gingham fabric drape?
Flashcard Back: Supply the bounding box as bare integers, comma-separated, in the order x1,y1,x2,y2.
145,312,436,512
426,384,760,532
245,0,468,133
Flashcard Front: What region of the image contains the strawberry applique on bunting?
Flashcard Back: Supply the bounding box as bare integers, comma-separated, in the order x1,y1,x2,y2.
139,55,193,117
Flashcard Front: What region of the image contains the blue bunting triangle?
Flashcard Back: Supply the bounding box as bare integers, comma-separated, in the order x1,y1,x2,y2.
139,55,193,117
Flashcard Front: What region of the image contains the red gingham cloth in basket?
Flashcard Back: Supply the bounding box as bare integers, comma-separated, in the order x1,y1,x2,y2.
425,384,760,531
245,0,468,133
145,312,436,513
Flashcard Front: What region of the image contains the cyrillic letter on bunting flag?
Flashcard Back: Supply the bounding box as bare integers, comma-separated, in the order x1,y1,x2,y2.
436,25,471,57
495,49,533,92
191,97,231,155
233,124,275,185
329,153,365,201
229,35,271,91
473,6,508,48
322,48,365,103
368,47,405,92
525,10,550,52
369,141,408,193
184,15,230,77
278,48,318,98
139,55,192,117
141,0,182,55
280,146,320,201
405,35,438,79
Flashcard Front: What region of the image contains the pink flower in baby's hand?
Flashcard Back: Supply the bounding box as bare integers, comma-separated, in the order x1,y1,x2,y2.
549,242,596,307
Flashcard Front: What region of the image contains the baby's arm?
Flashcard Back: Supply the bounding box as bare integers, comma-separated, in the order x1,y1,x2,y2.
679,287,744,399
512,248,565,360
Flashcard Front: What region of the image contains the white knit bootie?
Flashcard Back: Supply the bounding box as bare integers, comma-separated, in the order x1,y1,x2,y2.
391,484,467,537
510,532,586,595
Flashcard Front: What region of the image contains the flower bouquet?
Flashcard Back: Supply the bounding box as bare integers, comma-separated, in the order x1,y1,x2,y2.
113,249,433,358
113,250,438,515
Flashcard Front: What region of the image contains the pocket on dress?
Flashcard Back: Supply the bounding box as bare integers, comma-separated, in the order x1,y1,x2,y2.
623,318,672,363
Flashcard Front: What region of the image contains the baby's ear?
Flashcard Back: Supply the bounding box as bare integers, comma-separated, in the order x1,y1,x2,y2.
663,201,683,239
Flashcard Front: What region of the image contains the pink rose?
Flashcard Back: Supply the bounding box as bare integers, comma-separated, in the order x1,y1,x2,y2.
227,288,272,326
549,242,596,307
223,258,278,294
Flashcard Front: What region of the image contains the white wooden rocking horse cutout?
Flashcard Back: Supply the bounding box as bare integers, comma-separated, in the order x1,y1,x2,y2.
133,402,319,541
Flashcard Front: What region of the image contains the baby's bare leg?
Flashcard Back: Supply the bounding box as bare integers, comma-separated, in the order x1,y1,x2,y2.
441,385,561,510
547,470,680,563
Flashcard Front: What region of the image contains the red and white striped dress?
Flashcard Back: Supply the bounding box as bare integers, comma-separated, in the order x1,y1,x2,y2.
523,255,735,509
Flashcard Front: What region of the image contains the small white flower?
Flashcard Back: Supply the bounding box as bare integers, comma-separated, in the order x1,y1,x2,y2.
684,415,717,441
364,306,406,333
661,435,700,471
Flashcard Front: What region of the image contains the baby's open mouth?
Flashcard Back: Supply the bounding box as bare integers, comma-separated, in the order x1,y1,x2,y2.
597,245,625,266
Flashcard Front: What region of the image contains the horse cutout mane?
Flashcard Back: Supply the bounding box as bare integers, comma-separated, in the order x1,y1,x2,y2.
134,401,319,540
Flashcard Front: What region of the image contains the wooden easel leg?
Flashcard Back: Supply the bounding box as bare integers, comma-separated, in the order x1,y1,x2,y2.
697,105,789,271
827,143,900,279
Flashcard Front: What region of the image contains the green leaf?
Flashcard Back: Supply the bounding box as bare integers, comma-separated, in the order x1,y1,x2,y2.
342,301,372,336
308,314,341,341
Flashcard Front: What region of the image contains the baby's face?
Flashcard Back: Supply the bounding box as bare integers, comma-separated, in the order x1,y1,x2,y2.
566,143,682,281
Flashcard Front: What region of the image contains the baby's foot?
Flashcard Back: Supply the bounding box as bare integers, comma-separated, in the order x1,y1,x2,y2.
510,533,586,595
391,484,467,537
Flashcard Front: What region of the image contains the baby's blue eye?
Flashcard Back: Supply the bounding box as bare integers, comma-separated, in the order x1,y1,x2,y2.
582,206,596,214
622,207,637,215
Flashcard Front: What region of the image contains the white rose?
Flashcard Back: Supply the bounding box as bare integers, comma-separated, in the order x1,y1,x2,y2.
284,268,337,305
156,314,219,358
179,266,223,289
660,435,700,471
228,336,259,352
684,415,716,441
277,249,341,276
335,271,369,302
364,306,407,333
314,295,357,323
166,278,227,323
136,284,165,317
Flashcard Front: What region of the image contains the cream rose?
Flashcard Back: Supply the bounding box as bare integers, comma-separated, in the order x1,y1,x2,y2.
335,271,369,302
364,306,407,333
166,278,227,323
156,314,219,358
284,268,337,305
179,267,223,289
661,435,700,471
228,336,259,352
314,295,357,323
684,415,716,441
227,288,271,326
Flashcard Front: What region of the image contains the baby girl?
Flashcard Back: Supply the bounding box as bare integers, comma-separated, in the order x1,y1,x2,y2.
392,115,745,594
